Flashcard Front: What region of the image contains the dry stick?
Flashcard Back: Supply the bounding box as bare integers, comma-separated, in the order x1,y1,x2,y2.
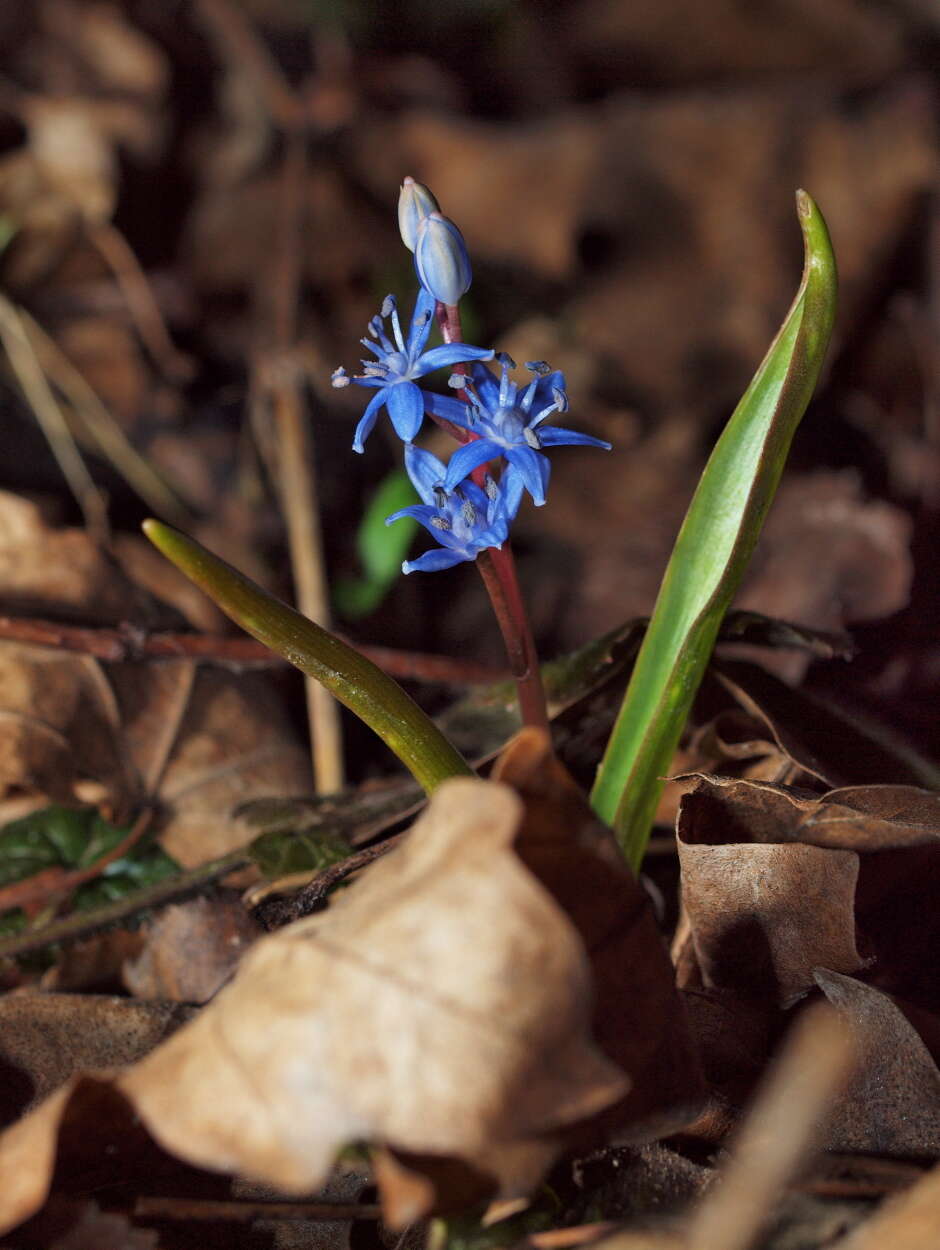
259,131,343,793
0,294,110,544
683,1002,856,1250
20,309,195,527
86,221,192,382
0,614,507,683
0,849,251,962
135,1197,382,1223
434,301,550,732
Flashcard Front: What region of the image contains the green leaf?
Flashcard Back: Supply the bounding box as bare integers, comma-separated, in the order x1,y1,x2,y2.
247,827,351,879
0,805,179,921
591,190,838,869
334,469,417,619
142,520,473,793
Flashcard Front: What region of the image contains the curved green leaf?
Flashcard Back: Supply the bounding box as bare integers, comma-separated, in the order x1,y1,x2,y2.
142,521,472,793
591,191,838,869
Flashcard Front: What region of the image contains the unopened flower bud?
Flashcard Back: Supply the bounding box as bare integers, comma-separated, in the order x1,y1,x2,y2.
414,211,472,306
398,176,439,252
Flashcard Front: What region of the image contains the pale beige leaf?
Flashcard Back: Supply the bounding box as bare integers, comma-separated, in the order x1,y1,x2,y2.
117,778,627,1195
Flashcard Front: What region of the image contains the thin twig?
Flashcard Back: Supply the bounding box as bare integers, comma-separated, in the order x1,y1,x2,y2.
134,1196,382,1223
0,616,505,683
86,222,192,382
683,1003,856,1250
20,308,196,526
0,850,250,962
0,294,110,544
252,832,404,929
258,127,345,794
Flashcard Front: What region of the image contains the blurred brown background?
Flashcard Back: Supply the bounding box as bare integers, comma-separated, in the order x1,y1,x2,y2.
0,0,936,767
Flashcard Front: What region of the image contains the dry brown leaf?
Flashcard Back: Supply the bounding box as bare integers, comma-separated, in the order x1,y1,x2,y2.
813,971,940,1157
677,784,863,1004
0,644,126,804
492,730,703,1146
116,776,626,1208
734,472,913,681
0,773,634,1233
676,775,940,1016
0,491,159,624
0,992,194,1126
0,635,311,862
711,662,940,791
122,895,261,1003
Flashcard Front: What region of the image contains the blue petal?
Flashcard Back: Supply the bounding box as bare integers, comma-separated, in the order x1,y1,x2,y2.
352,388,388,453
386,381,426,442
403,547,471,574
407,287,437,358
416,343,494,374
499,466,525,521
404,443,448,505
386,503,436,527
537,426,612,450
505,446,551,505
469,360,500,407
423,392,475,430
442,439,503,492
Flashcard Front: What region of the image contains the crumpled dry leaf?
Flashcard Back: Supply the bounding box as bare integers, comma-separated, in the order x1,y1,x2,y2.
0,491,161,624
122,895,261,1003
711,661,940,791
115,775,627,1209
733,472,914,681
814,971,940,1157
0,992,194,1126
491,731,702,1147
676,775,940,1015
0,643,311,863
676,781,863,1004
0,735,705,1235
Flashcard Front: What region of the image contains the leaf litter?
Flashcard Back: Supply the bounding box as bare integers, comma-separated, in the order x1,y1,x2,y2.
0,1,939,1246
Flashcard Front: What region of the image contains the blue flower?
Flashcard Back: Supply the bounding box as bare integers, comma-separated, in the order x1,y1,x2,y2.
386,443,524,574
425,355,611,506
414,212,472,306
332,288,493,453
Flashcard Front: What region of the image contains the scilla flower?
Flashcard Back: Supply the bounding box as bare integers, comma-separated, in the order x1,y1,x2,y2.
332,289,492,453
386,443,523,573
425,355,611,505
414,212,472,306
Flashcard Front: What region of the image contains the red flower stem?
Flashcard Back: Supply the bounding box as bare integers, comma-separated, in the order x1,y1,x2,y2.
432,300,550,732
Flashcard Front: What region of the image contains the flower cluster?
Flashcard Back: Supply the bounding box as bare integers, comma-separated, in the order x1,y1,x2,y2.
332,178,611,574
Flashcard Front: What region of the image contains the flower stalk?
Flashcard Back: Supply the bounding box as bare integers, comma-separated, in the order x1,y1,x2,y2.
434,299,550,732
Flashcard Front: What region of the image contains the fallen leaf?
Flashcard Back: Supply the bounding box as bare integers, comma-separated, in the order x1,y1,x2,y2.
0,992,194,1126
813,971,940,1157
712,661,940,790
676,775,940,1013
0,491,163,624
676,779,863,1003
122,895,261,1004
491,730,703,1146
108,774,626,1215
